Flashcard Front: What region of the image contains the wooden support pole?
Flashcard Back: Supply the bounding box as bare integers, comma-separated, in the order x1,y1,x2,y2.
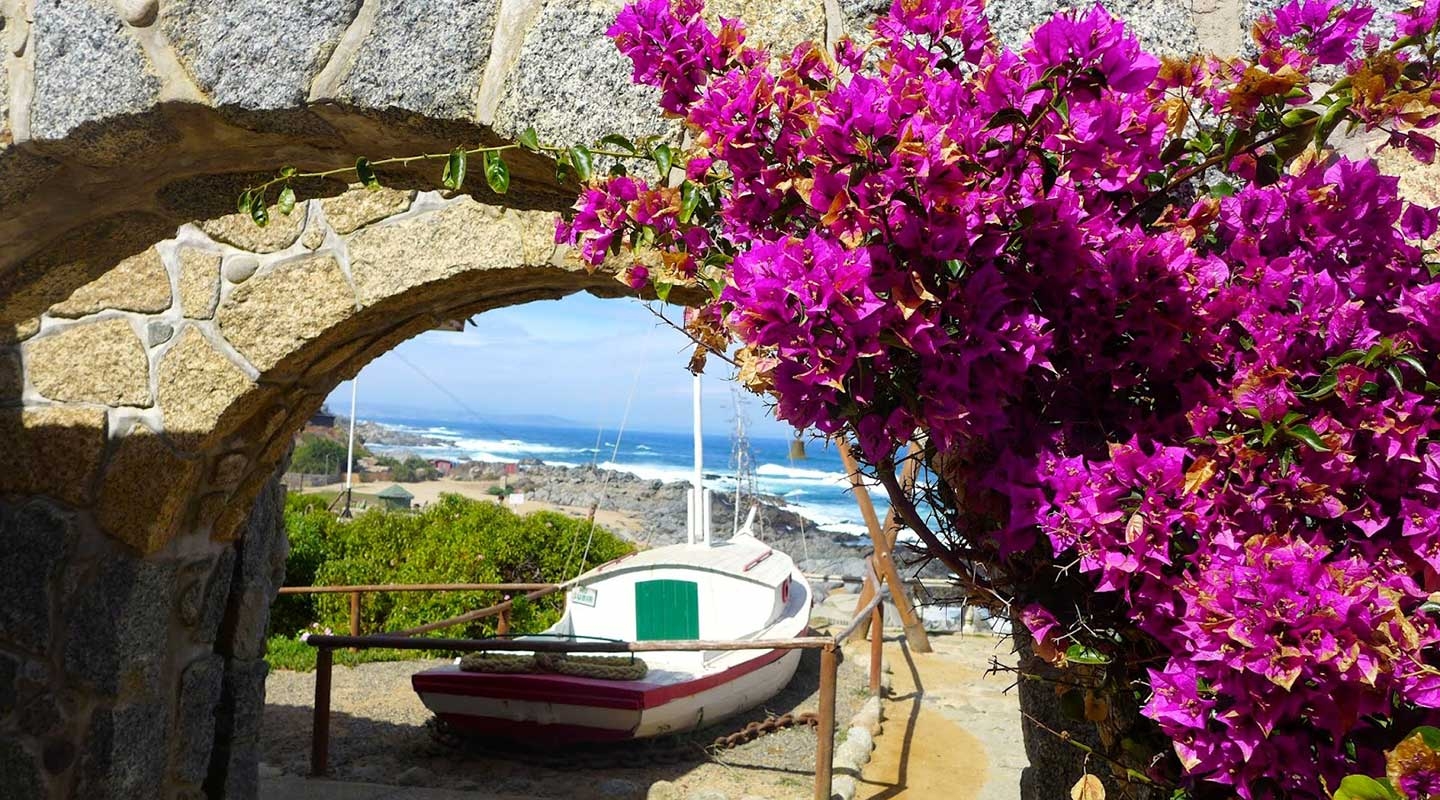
497,609,511,636
815,645,839,800
312,648,333,776
848,574,877,642
838,440,932,653
348,591,361,652
869,604,884,696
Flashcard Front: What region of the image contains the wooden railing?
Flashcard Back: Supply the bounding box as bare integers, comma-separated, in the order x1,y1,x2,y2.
276,582,559,639
302,588,888,800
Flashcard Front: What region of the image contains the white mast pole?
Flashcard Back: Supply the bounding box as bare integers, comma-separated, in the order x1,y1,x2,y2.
693,373,707,546
344,378,358,492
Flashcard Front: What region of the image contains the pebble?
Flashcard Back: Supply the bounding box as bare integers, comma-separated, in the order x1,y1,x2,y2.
222,254,259,284
396,765,435,786
647,780,682,800
600,778,642,797
831,775,858,800
686,791,729,800
115,0,158,26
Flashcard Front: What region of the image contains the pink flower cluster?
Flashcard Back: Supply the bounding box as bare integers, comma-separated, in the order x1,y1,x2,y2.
560,1,1440,795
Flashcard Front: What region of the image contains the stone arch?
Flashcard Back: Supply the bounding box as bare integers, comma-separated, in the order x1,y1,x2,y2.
0,0,1282,797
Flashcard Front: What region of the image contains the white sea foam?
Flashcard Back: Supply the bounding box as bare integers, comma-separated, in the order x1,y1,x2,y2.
453,437,586,457
755,463,850,484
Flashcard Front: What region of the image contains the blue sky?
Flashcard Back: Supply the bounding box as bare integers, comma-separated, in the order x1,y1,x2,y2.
326,293,795,437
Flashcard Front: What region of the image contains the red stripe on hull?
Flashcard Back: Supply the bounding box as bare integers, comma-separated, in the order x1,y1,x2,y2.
412,647,791,715
436,714,637,742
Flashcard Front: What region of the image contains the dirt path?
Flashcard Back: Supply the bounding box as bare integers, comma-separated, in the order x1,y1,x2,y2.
858,633,1025,800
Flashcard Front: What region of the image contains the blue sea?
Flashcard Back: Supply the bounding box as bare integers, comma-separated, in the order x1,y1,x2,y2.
364,415,884,540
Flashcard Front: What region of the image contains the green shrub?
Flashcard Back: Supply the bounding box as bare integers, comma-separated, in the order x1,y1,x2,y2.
268,493,633,652
375,454,441,482
290,434,365,475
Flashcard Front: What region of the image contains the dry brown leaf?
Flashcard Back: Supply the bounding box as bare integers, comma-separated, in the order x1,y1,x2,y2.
1071,773,1106,800
1183,456,1217,495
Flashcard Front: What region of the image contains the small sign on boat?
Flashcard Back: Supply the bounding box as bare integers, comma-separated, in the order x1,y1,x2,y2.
572,586,598,607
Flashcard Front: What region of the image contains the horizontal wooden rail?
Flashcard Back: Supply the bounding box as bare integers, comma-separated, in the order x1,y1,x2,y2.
276,583,556,595
302,633,837,653
802,572,952,588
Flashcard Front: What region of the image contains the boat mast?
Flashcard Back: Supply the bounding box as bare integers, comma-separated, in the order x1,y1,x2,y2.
689,372,712,546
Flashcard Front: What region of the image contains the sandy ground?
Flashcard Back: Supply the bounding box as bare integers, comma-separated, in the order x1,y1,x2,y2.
301,478,643,536
858,633,1025,800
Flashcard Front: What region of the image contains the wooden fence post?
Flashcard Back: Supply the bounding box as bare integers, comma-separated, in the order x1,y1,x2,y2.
869,604,884,696
312,648,333,776
815,645,838,800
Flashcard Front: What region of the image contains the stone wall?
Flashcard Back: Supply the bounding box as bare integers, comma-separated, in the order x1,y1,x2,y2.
0,1,1423,798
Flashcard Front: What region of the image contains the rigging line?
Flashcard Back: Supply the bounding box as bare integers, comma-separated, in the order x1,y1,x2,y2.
569,311,657,577
562,424,609,573
390,351,517,447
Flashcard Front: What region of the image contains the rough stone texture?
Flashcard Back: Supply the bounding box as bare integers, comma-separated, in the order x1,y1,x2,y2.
202,207,306,254
346,201,549,306
0,348,21,400
178,247,223,319
0,502,74,655
161,0,362,108
320,186,415,235
174,655,224,784
335,0,501,119
74,700,168,800
96,428,205,553
63,556,174,697
0,405,107,506
0,737,45,799
492,0,678,154
198,548,237,643
158,327,264,440
206,658,268,800
217,254,356,373
707,0,826,52
48,247,172,318
26,318,151,406
217,472,288,660
29,0,161,140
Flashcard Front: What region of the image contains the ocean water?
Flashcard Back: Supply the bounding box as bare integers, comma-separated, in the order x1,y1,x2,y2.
364,415,886,540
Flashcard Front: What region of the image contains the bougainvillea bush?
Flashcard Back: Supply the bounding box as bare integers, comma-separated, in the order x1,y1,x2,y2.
555,0,1440,797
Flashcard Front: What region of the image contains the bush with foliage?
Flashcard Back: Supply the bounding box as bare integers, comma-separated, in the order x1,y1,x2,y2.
374,454,441,482
290,434,364,475
270,493,633,641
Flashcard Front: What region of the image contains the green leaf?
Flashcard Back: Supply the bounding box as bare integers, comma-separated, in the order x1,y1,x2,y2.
1398,354,1427,375
1414,726,1440,750
600,134,637,154
1040,152,1060,194
651,143,673,178
655,282,673,303
277,186,296,216
1299,373,1338,400
1333,775,1400,800
355,157,379,190
249,192,269,228
1209,181,1238,198
237,189,254,216
986,108,1027,129
608,162,629,177
442,147,467,191
1288,425,1330,452
517,127,540,152
1261,421,1278,446
569,145,594,183
1064,644,1111,664
1314,96,1352,147
679,180,701,224
483,150,510,195
1388,364,1406,390
1053,96,1070,125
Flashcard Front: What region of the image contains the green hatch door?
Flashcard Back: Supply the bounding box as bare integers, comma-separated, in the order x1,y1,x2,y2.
634,579,700,641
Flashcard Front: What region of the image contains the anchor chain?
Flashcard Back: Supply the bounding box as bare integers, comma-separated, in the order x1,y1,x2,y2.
426,710,820,769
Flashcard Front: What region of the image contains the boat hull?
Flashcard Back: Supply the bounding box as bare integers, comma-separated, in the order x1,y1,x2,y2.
413,647,803,742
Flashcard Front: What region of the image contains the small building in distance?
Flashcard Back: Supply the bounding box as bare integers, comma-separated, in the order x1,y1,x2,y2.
377,484,415,510
430,458,455,476
309,408,337,429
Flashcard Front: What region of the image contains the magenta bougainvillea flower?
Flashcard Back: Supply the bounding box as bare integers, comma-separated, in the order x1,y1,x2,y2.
560,1,1440,795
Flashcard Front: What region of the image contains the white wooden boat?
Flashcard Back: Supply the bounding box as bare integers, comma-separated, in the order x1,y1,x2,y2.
411,533,812,742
